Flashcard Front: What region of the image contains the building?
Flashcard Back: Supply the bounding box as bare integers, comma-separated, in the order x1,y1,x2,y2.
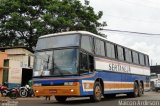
150,65,160,74
0,47,34,88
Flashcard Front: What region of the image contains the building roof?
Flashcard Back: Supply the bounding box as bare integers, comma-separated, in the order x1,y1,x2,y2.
0,46,34,53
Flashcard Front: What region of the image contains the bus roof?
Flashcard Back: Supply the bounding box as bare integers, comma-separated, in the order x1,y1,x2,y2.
39,31,107,41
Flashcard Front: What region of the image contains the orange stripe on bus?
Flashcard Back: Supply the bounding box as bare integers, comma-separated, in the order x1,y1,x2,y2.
104,83,134,89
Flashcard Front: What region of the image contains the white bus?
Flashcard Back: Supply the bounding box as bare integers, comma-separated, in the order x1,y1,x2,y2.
33,31,150,102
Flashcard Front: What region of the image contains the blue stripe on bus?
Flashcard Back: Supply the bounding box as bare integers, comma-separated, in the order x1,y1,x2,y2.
95,70,148,82
33,70,148,83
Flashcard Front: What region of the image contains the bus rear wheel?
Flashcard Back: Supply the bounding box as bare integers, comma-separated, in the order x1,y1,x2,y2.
90,82,102,102
55,96,67,103
138,82,143,96
127,82,139,98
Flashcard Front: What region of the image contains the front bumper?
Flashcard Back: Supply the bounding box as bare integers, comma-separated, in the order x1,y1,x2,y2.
33,83,80,96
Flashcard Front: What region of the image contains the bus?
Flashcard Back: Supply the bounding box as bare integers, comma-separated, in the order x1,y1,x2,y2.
32,31,150,102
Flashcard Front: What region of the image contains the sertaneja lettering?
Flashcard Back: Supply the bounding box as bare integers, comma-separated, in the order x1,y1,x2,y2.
108,63,130,73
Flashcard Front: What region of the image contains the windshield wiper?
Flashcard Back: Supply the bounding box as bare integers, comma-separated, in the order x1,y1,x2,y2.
53,65,76,76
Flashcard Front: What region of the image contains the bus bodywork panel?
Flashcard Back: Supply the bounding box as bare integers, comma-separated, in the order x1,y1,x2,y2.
33,71,149,97
32,74,95,96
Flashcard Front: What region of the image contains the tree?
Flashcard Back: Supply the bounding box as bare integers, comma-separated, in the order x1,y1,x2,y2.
0,0,103,49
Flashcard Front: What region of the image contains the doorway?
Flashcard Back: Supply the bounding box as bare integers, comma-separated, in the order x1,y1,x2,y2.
21,68,33,86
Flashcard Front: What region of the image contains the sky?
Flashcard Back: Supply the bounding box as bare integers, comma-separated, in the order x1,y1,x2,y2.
80,0,160,65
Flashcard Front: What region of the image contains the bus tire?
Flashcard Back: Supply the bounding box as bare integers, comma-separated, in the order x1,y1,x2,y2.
127,82,139,98
90,82,102,102
138,82,143,96
55,96,67,103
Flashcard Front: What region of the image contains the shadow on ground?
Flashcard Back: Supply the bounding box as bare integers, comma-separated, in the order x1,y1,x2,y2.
43,95,131,105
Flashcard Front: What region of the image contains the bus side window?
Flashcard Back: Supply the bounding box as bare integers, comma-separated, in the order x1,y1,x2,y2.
80,52,88,73
89,55,94,72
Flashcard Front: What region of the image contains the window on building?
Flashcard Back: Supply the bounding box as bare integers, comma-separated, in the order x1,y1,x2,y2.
132,51,139,64
94,38,105,56
3,59,9,85
106,42,115,58
81,35,93,53
28,56,31,67
139,53,145,65
125,48,132,62
117,46,124,61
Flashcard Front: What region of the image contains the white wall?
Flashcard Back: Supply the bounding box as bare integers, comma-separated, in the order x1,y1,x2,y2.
5,48,34,68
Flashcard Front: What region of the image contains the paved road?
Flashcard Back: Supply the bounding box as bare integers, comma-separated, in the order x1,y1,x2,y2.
1,91,160,106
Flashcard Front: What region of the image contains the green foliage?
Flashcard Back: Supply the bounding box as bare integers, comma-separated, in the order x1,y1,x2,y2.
0,0,103,49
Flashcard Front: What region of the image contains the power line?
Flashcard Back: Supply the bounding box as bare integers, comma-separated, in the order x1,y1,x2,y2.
105,13,160,24
119,0,160,9
99,28,160,36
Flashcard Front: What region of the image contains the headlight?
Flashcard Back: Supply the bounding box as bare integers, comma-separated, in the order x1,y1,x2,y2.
33,83,42,86
64,82,78,86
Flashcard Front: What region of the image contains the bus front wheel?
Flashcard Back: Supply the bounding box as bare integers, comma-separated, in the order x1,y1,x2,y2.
55,96,67,103
90,82,102,102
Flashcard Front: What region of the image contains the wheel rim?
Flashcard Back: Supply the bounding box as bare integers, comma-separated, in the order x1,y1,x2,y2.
95,86,101,100
20,90,27,97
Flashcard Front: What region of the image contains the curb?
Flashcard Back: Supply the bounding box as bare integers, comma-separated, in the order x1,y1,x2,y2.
0,96,55,101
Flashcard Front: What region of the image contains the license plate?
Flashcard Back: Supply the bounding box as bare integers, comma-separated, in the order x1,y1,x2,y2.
49,89,57,93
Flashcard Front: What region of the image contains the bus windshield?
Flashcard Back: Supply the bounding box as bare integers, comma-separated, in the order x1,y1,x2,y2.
33,49,78,76
36,34,80,50
53,49,78,75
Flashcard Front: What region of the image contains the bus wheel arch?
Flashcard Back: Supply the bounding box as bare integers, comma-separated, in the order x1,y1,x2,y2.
95,78,104,95
90,78,104,102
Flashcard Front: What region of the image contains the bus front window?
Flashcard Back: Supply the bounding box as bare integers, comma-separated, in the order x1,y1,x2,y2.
33,51,53,76
33,49,78,77
53,49,78,75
